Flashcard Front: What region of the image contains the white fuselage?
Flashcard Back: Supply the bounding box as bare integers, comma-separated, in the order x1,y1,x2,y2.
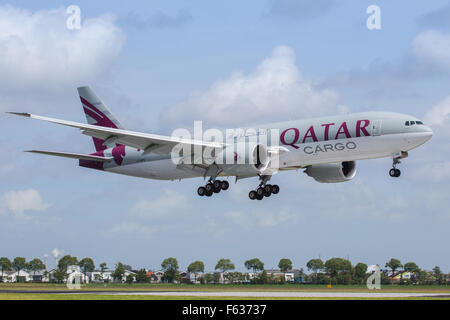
103,111,433,181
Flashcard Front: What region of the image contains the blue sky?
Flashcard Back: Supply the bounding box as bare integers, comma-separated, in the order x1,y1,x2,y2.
1,0,450,273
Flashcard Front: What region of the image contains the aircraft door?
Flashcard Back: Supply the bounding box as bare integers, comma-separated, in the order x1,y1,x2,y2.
371,120,382,136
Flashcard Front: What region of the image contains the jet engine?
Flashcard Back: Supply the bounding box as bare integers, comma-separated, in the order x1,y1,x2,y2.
218,142,270,176
304,161,356,183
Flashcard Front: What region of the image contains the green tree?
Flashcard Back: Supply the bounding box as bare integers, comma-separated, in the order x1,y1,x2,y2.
28,258,45,279
324,258,352,279
161,257,179,283
404,262,419,273
432,266,442,284
306,259,324,282
112,262,126,282
99,262,108,272
187,261,205,283
244,258,264,274
79,258,95,283
0,257,12,279
135,269,149,283
204,273,214,284
124,264,133,271
58,255,78,272
278,258,293,272
53,269,66,283
215,258,235,273
353,263,368,284
12,257,27,282
126,273,135,284
226,272,244,284
385,258,402,283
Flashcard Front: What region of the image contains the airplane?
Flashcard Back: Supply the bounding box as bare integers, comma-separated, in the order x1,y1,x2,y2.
8,86,433,200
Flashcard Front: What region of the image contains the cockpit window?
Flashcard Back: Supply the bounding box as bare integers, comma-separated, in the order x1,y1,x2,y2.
405,120,424,126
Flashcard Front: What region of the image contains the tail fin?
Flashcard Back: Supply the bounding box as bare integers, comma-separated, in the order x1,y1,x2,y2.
77,86,124,152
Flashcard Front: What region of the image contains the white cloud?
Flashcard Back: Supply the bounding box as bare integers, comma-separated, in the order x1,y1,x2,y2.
413,30,450,72
1,189,50,218
130,188,189,219
106,222,159,239
162,46,346,127
424,95,450,126
0,5,125,92
414,161,450,182
224,207,298,228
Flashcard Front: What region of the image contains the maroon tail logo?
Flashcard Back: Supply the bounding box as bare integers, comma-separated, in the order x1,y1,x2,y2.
80,97,125,155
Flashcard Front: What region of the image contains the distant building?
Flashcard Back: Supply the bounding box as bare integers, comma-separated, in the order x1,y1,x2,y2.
264,269,301,282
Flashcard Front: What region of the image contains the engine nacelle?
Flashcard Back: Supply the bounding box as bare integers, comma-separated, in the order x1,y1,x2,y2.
304,161,357,183
218,142,270,176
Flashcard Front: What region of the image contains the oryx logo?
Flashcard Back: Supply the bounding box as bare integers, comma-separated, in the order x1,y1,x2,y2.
112,145,126,166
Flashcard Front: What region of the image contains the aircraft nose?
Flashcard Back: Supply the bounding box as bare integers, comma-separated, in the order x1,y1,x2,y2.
423,125,433,141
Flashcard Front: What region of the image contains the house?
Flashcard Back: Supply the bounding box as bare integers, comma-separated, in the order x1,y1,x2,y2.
31,270,50,282
1,270,33,283
151,271,164,283
264,269,300,282
89,271,113,283
180,272,199,284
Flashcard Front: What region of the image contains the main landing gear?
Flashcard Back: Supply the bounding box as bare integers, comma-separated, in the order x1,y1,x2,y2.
249,175,280,201
197,179,229,197
389,151,408,178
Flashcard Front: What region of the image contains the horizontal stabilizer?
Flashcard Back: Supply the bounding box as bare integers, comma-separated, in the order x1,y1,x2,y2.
25,150,113,162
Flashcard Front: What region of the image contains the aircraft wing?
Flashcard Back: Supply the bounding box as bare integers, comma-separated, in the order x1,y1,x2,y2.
8,112,224,155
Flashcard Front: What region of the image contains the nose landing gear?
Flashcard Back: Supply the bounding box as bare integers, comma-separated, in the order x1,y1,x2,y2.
389,151,407,178
389,168,401,177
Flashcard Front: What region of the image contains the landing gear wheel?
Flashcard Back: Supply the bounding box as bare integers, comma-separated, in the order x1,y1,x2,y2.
205,183,214,193
256,187,265,197
205,190,213,197
249,190,257,200
213,180,222,192
221,180,229,190
389,169,401,177
256,193,264,200
197,186,206,196
271,185,280,194
264,185,272,197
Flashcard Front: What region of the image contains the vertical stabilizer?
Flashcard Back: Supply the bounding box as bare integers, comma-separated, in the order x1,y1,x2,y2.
77,86,124,152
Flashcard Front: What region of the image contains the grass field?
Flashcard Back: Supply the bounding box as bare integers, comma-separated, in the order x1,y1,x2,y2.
0,283,449,300
1,283,450,292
